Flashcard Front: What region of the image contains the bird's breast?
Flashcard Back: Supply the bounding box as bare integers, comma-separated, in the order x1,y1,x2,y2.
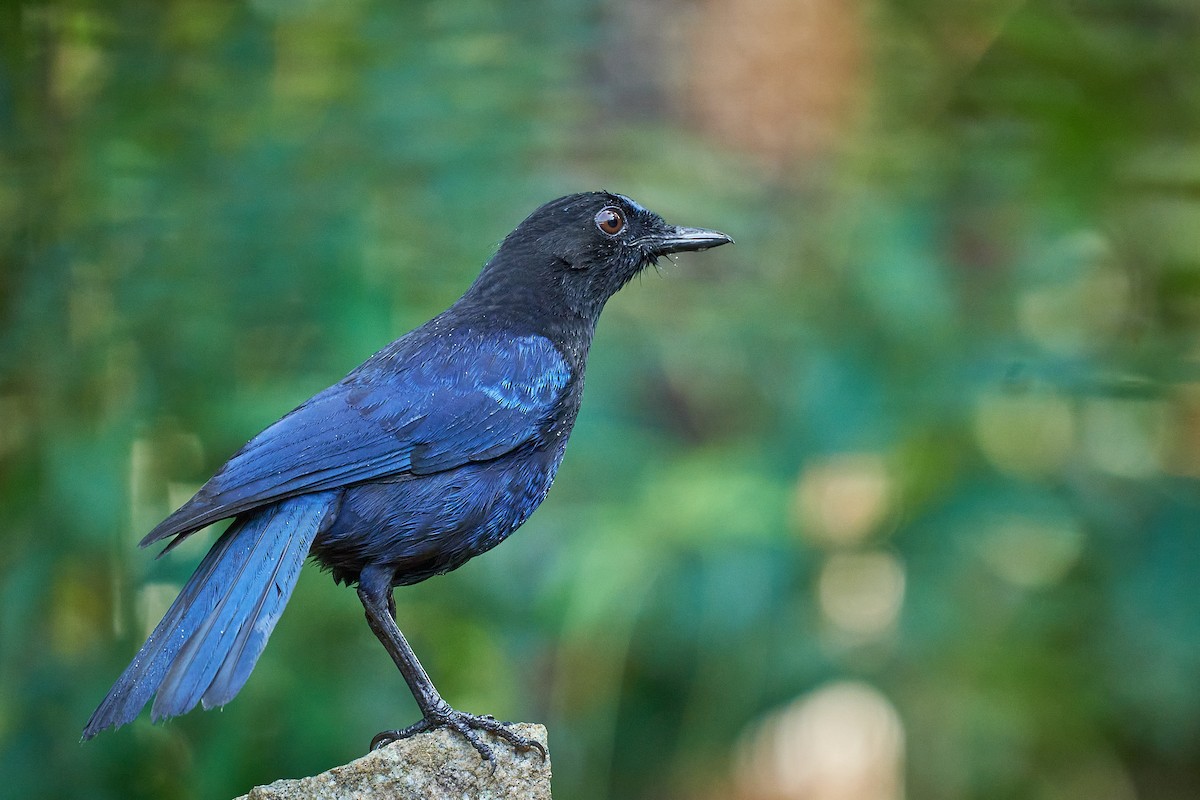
310,440,569,586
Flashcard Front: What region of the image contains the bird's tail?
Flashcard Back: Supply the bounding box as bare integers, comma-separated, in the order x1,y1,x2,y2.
82,491,340,739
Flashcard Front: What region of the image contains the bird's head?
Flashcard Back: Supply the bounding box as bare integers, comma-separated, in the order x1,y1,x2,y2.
477,191,733,321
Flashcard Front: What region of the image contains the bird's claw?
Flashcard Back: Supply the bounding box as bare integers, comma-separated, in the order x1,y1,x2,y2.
371,707,547,768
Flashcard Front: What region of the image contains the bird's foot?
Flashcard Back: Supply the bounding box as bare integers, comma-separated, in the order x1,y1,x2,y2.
371,705,546,768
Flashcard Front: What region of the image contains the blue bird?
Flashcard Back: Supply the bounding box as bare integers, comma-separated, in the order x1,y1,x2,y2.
83,191,732,760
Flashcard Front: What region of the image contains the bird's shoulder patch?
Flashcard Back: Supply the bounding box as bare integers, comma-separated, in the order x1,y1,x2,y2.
467,334,571,412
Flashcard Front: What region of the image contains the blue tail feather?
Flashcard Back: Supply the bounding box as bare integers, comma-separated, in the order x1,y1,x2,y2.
152,503,296,719
82,491,338,739
202,511,314,708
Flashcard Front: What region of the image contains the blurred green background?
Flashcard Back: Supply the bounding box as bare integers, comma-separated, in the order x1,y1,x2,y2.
3,1,1199,798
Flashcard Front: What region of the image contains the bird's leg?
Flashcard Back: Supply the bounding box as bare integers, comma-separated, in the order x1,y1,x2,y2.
356,565,546,765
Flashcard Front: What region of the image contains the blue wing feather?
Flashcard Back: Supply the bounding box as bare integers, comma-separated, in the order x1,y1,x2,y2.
141,331,570,548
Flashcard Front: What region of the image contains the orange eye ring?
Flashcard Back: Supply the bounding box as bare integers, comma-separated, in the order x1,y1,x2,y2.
594,207,625,236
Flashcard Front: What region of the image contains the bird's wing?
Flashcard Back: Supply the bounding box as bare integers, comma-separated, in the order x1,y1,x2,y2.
141,332,571,549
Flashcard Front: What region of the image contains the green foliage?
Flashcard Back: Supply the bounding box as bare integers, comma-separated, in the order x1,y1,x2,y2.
2,1,1199,798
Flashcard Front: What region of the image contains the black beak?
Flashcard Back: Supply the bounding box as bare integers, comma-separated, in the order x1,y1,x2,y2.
643,226,734,256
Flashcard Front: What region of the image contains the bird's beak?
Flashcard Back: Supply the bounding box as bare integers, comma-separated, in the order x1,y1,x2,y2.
643,226,734,256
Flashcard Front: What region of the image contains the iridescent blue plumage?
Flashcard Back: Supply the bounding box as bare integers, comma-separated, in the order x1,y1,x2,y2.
83,191,731,760
142,331,571,552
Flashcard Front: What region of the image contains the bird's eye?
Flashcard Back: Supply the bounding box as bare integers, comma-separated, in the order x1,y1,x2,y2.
594,207,625,236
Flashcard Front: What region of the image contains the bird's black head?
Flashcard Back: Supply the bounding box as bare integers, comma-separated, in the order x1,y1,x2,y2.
470,191,732,322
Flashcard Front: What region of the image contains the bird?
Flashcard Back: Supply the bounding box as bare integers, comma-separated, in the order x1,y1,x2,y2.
82,191,732,761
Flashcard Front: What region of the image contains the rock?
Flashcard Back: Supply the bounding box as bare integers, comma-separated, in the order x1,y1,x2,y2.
234,723,551,800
